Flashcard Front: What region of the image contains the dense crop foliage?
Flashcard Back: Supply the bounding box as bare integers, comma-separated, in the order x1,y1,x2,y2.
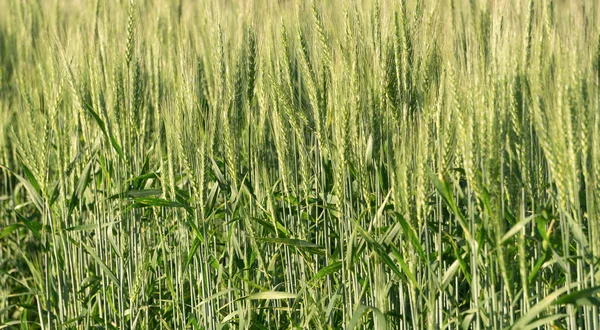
1,0,600,329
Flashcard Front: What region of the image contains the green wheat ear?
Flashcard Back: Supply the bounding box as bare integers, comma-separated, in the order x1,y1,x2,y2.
125,0,136,68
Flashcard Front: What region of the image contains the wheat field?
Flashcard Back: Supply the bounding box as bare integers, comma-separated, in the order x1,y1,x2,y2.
1,0,599,329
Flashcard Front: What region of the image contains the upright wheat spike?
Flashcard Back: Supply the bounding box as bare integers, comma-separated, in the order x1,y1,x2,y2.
125,0,136,68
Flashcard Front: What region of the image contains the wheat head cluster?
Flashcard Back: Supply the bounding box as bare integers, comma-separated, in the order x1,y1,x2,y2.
0,0,599,329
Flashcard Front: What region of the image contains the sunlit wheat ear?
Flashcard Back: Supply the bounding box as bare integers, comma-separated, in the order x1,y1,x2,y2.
125,0,136,68
312,0,331,69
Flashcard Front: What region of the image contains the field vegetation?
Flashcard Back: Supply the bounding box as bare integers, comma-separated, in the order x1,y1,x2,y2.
1,0,600,329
